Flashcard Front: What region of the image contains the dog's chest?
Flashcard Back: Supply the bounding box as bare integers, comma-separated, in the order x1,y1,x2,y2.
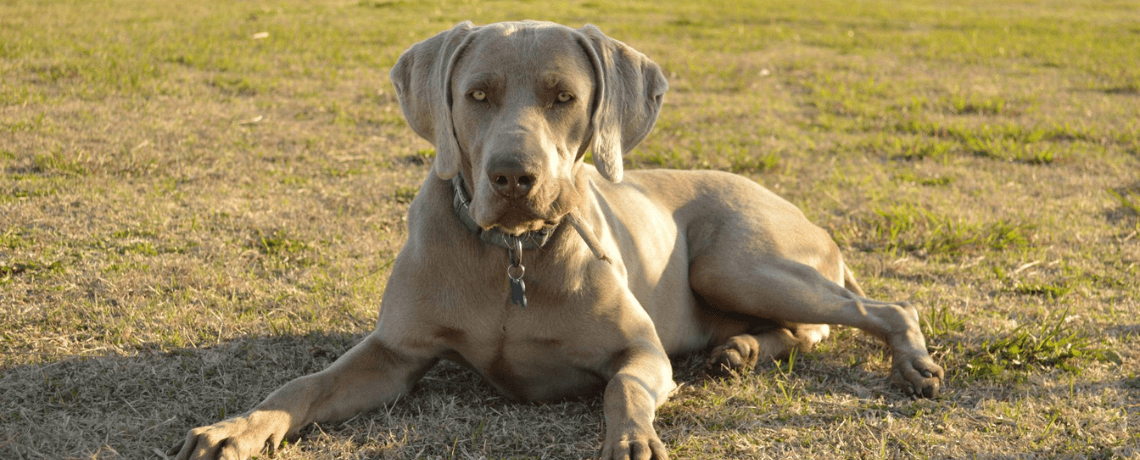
442,311,610,401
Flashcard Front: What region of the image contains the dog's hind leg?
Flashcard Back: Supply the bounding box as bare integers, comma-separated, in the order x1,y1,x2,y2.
706,324,829,375
690,247,943,397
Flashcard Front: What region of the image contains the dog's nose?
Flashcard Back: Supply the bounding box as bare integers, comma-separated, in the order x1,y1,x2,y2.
488,158,538,199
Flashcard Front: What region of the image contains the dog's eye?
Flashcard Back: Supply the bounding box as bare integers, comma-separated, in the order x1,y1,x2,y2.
556,91,574,103
470,90,487,102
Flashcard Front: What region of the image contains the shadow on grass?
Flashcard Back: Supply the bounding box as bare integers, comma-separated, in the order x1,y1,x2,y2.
0,332,610,459
665,347,1136,459
0,333,903,459
7,329,1130,459
0,333,356,459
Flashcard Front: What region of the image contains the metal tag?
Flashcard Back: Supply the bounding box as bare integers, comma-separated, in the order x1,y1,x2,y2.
509,276,527,309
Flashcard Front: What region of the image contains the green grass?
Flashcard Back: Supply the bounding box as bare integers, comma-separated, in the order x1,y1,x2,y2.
837,203,1033,258
2,0,1139,458
1109,187,1140,222
963,309,1121,381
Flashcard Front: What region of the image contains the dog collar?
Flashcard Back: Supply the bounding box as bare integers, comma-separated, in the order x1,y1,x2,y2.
451,174,558,308
450,175,558,251
449,173,610,262
449,174,610,309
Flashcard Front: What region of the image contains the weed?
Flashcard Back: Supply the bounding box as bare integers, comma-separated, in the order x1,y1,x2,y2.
358,0,407,8
946,94,1008,116
4,113,47,132
896,140,952,162
923,304,966,338
1107,188,1140,216
1042,123,1096,142
981,220,1032,251
801,73,892,119
967,310,1121,379
893,120,1095,164
0,260,64,279
399,148,436,166
965,136,1059,164
893,171,953,186
852,204,1033,257
0,228,32,249
1099,79,1140,95
728,151,779,174
32,150,87,176
120,241,159,256
1011,282,1072,299
862,135,954,162
632,145,689,169
393,186,417,203
255,229,308,257
111,229,157,239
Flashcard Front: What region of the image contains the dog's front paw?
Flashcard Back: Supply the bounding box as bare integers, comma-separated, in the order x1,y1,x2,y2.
601,426,669,460
170,413,288,460
889,352,944,398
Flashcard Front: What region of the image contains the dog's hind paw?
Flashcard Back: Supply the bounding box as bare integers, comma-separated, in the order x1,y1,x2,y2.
706,334,761,375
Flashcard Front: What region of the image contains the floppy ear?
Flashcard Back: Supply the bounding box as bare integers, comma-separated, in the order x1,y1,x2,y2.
577,24,668,183
390,21,476,180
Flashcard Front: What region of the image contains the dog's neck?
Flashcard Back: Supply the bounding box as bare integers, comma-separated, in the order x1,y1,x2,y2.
449,174,610,261
449,174,558,251
449,173,609,309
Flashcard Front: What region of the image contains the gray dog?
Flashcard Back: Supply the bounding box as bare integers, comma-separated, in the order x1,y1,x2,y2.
174,21,943,460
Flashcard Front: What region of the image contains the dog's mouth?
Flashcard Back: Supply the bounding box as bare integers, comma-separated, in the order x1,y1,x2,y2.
466,171,584,237
483,204,560,236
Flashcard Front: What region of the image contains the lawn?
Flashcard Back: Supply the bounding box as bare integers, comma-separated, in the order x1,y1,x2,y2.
2,0,1138,458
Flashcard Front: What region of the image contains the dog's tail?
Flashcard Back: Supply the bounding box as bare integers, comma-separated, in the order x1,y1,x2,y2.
841,262,866,298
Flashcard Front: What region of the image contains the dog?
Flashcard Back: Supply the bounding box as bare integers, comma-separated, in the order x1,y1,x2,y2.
173,20,943,460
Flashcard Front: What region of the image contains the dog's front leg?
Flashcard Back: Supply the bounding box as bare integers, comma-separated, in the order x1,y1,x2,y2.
600,336,676,460
172,334,436,460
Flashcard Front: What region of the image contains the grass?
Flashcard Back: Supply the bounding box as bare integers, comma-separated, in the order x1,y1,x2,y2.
836,203,1034,258
2,0,1139,458
946,308,1123,381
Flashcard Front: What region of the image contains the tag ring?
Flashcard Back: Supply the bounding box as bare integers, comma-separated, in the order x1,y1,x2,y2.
507,264,525,280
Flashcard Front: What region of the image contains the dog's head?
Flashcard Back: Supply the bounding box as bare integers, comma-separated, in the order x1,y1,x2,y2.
390,21,666,235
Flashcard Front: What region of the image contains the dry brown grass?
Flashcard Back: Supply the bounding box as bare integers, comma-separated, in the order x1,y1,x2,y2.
2,0,1139,458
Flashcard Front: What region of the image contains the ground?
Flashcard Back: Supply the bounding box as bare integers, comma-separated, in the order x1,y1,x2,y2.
1,0,1138,458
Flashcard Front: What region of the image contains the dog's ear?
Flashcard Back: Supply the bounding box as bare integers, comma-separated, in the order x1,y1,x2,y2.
390,21,476,180
577,25,668,183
